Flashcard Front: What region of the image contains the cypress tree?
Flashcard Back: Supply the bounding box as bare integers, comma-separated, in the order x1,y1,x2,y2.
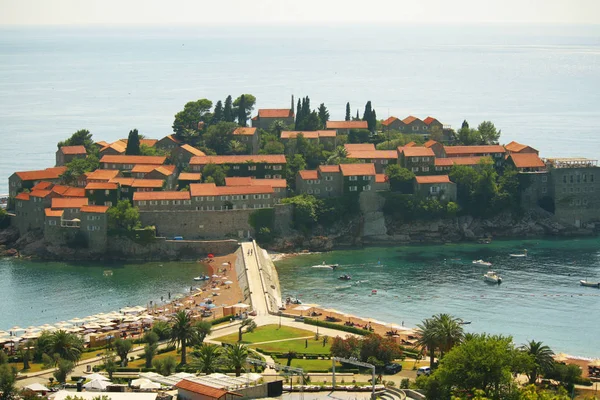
317,103,330,129
237,95,247,127
362,101,372,122
213,100,224,123
295,99,302,130
291,95,295,112
370,109,377,132
461,120,469,130
345,103,351,121
223,95,234,123
356,110,360,120
125,129,140,155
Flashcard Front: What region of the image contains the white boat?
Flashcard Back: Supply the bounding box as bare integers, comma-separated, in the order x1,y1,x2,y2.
483,271,502,284
473,259,492,267
580,280,600,288
311,262,338,270
509,249,528,258
193,275,210,281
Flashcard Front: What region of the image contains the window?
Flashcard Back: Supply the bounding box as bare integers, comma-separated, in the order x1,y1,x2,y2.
315,188,321,194
435,166,442,171
198,225,204,229
381,159,388,165
576,187,581,193
576,199,581,206
248,166,257,171
325,176,333,181
542,187,547,194
412,126,418,131
233,166,240,170
242,195,249,200
577,175,581,183
422,167,430,172
89,189,95,194
273,165,282,170
265,165,272,169
122,187,129,192
412,167,419,172
265,174,271,178
570,187,574,193
254,194,260,199
105,190,110,195
349,186,358,192
422,157,429,162
173,200,181,205
207,196,214,201
274,174,282,179
104,201,112,207
364,185,371,191
583,199,588,205
220,196,228,201
326,186,333,191
591,174,594,182
307,189,313,194
262,194,270,199
563,176,567,183
149,200,157,205
349,176,358,181
161,200,168,205
362,176,370,181
139,200,147,206
274,188,280,192
570,175,573,183
542,176,548,182
49,220,56,226
430,186,440,194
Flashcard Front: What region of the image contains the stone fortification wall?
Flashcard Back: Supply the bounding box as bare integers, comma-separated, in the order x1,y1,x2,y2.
234,246,252,305
253,241,283,313
107,237,239,260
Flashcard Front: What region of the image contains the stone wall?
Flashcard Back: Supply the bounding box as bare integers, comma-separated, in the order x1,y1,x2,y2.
254,241,283,313
107,236,239,260
234,246,252,305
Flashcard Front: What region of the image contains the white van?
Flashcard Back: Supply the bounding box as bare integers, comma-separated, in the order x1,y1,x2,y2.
416,366,431,376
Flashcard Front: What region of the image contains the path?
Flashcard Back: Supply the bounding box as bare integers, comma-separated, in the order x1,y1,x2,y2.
240,241,270,316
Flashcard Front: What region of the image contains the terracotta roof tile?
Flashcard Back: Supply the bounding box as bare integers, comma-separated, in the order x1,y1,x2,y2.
509,153,546,169
189,183,273,197
415,175,452,184
100,140,127,154
280,131,336,139
63,187,86,197
326,121,368,130
179,144,206,157
225,177,253,186
402,116,421,124
339,163,376,176
505,141,538,153
50,185,70,195
233,127,257,136
100,155,167,165
131,179,164,188
95,141,109,148
444,145,506,156
15,193,30,200
80,205,109,214
85,182,118,190
15,167,67,181
401,147,435,157
347,150,398,159
376,174,387,183
344,144,375,152
178,172,202,181
253,178,286,188
382,116,399,126
31,181,53,191
424,140,439,148
423,116,439,125
121,139,158,147
318,165,341,173
435,157,484,166
133,191,190,201
59,145,87,155
153,165,177,176
45,208,63,217
87,169,121,181
110,177,135,186
161,134,182,144
132,164,163,173
404,141,416,147
258,109,293,118
29,190,53,198
51,197,89,209
175,379,241,398
190,155,286,165
299,170,319,180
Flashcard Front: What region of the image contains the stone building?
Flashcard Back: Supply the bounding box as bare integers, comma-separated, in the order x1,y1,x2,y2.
399,146,435,174
414,175,457,202
100,155,167,171
155,134,182,152
280,130,337,153
251,109,294,130
325,120,368,135
189,155,286,179
8,167,67,198
444,145,505,167
506,153,546,172
505,141,539,155
56,145,87,166
424,140,446,158
171,144,206,169
339,163,376,194
233,127,260,155
85,182,119,207
345,149,398,173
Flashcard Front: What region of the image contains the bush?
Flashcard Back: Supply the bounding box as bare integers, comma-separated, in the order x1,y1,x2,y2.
400,378,409,389
210,315,232,326
303,318,371,336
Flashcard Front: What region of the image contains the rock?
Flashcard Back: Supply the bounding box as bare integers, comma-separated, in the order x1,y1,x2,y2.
0,227,19,245
4,248,19,257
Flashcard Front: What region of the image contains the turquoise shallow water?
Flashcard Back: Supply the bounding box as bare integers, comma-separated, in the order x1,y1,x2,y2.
275,238,600,358
0,259,209,330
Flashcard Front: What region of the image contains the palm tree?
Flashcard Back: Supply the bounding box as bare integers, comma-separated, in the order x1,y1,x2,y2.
432,313,464,358
192,344,222,374
170,310,195,365
416,318,438,368
46,330,84,362
190,321,212,347
225,343,248,377
326,146,348,165
238,319,257,343
520,340,555,384
228,140,247,155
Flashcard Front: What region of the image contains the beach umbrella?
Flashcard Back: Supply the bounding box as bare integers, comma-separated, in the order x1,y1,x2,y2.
588,359,600,367
205,304,216,309
207,253,214,258
224,280,233,285
234,303,251,308
0,330,7,336
9,326,25,333
222,262,229,266
68,326,83,333
554,353,569,362
86,373,110,381
117,323,129,329
211,274,219,278
83,379,111,391
83,323,102,330
25,383,49,392
69,317,84,324
139,380,161,390
81,316,98,322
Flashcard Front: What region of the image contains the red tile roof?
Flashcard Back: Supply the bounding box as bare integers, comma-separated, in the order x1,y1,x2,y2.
402,116,421,124
434,158,454,167
258,109,293,118
100,155,167,165
280,131,336,139
347,150,398,160
376,174,387,183
109,177,135,186
404,141,416,147
339,163,376,176
29,190,52,198
87,169,121,181
131,179,164,188
344,144,375,152
233,127,257,136
15,193,30,200
179,144,206,157
161,134,182,144
59,145,87,155
85,182,118,190
423,116,439,125
121,139,158,147
509,153,546,169
382,116,399,126
415,175,452,184
50,185,70,195
434,157,484,166
254,178,286,188
100,140,127,154
178,172,202,181
505,141,538,153
225,177,253,186
15,167,67,181
80,205,109,214
299,170,319,180
152,165,177,176
444,145,506,156
190,155,286,165
95,141,109,148
63,187,86,197
133,191,190,201
45,208,64,217
401,147,435,157
424,140,439,148
175,379,241,398
132,164,163,173
31,181,53,191
51,197,89,209
190,183,274,197
318,165,341,173
326,121,369,130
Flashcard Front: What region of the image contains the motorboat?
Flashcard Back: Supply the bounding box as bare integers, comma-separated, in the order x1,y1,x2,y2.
580,280,600,288
285,297,302,305
509,249,528,258
473,260,492,267
483,271,502,284
338,274,351,281
458,319,471,325
193,275,210,281
312,262,338,270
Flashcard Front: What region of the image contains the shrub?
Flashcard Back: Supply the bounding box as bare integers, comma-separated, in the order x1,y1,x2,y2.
303,318,371,336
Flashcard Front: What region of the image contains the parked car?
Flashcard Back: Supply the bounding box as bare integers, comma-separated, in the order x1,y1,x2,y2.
383,363,403,374
417,366,431,376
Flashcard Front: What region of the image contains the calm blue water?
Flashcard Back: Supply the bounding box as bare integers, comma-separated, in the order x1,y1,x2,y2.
0,259,208,330
276,238,600,358
1,24,600,193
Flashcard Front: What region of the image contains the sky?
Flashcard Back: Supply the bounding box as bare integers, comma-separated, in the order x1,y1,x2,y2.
1,0,599,26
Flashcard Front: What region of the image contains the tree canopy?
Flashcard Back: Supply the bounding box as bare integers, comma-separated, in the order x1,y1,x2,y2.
172,99,213,141
202,163,228,186
57,129,94,152
125,129,141,155
107,200,141,232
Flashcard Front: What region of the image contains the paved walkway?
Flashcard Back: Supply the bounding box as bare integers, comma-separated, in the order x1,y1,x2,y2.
241,242,270,316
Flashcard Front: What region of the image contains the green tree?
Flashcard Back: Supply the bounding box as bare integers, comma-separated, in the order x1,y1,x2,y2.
53,358,74,384
202,163,228,186
520,340,555,384
192,343,222,374
60,155,99,185
317,103,330,128
345,102,351,121
142,332,159,369
260,132,285,154
223,95,234,123
212,100,224,123
169,310,194,365
457,126,480,145
238,318,257,342
233,94,256,126
429,125,444,142
44,330,84,363
432,313,464,358
228,140,247,155
103,354,117,380
57,129,94,152
236,94,248,127
107,200,141,232
461,120,469,130
153,356,177,376
114,338,133,366
203,121,237,154
152,321,172,340
125,129,141,155
285,154,306,189
172,99,213,141
478,121,501,144
362,101,376,132
18,340,34,370
0,364,18,400
385,164,414,193
359,334,402,365
224,343,248,377
416,317,439,368
326,146,348,165
281,194,320,233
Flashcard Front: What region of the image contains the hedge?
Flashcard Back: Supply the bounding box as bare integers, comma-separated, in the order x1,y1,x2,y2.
303,318,371,336
210,315,232,326
115,367,141,372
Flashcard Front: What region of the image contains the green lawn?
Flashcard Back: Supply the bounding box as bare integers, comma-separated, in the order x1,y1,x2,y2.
214,324,314,344
128,349,180,368
273,357,340,372
251,337,331,355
